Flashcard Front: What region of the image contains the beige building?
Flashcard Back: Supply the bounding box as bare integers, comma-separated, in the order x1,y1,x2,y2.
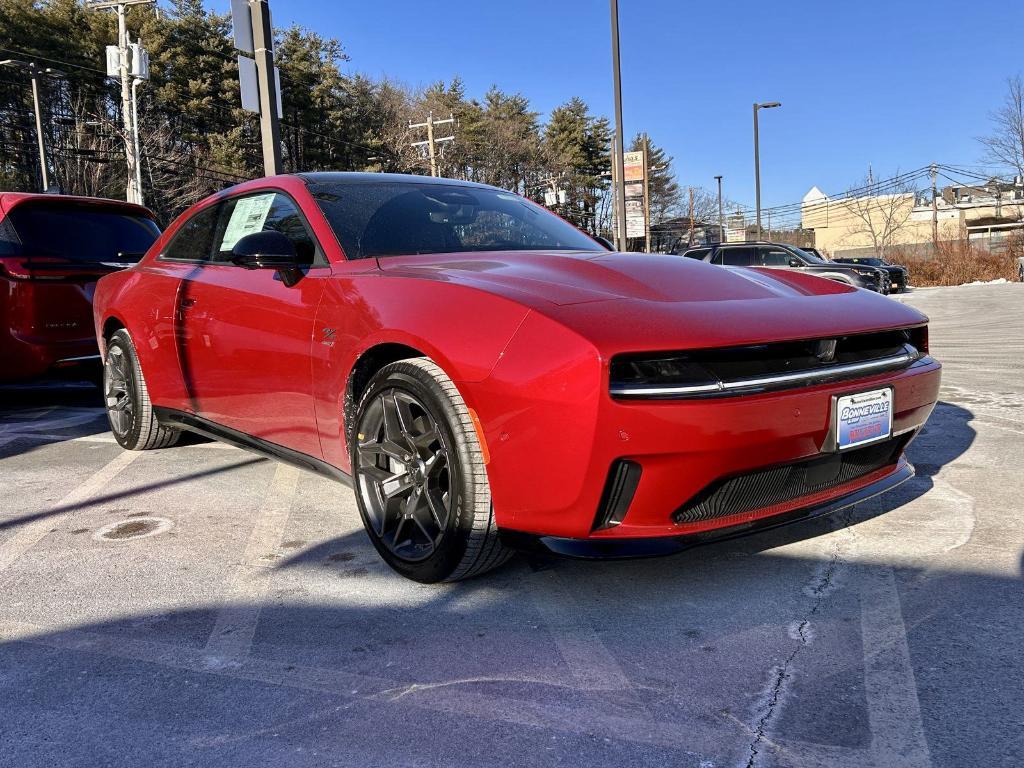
801,183,1024,257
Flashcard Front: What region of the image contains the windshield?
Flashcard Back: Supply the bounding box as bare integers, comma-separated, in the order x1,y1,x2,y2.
309,180,601,259
6,202,160,263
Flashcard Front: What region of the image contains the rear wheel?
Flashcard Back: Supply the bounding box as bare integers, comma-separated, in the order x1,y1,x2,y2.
104,329,180,450
351,358,511,582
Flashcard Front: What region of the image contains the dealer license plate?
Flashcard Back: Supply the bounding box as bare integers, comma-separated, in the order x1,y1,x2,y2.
836,388,893,450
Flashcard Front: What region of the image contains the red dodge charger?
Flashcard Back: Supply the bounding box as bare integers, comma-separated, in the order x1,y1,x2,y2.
93,173,941,582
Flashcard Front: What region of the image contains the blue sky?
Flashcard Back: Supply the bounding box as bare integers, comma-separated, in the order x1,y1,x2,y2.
214,0,1022,210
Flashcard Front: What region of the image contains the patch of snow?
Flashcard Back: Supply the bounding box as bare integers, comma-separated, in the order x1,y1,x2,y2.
959,278,1009,286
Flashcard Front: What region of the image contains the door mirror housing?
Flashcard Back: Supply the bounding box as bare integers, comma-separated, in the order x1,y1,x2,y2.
788,257,803,268
230,230,299,270
594,235,615,251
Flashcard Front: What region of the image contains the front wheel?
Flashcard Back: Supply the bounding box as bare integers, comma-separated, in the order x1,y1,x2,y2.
351,358,511,582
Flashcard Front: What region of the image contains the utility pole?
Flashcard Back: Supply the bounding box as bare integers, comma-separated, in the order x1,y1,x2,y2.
714,175,724,242
930,163,939,250
642,133,651,252
88,0,154,202
409,113,455,177
688,187,695,246
609,0,627,249
250,0,281,175
132,77,144,203
753,101,781,240
0,60,61,192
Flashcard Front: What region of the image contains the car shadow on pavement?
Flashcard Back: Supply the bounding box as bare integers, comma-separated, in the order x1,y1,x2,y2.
0,379,211,461
1,399,1017,767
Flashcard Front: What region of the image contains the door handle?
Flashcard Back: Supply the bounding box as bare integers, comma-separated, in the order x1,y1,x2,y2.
180,297,197,308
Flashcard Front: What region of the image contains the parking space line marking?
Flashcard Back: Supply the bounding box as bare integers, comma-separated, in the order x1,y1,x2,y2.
203,463,299,659
525,570,633,692
861,567,932,768
0,450,139,574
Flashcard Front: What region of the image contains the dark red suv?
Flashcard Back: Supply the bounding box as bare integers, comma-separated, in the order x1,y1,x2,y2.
0,193,160,382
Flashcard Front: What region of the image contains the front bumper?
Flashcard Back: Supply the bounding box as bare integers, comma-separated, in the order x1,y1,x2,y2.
502,459,914,558
475,353,940,541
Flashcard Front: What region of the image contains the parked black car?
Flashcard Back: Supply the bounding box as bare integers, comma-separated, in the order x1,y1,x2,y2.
830,255,909,293
680,242,890,293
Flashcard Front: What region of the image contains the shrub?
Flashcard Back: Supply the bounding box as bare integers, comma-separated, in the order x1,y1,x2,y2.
891,239,1018,287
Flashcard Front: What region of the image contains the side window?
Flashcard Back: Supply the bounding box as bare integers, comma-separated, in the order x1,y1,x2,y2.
717,247,754,266
160,204,219,262
759,248,792,267
213,191,320,266
684,248,710,260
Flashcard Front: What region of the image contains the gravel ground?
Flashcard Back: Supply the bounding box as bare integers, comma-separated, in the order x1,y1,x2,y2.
0,282,1021,768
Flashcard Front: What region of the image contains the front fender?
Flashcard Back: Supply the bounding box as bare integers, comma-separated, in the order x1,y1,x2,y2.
312,272,531,471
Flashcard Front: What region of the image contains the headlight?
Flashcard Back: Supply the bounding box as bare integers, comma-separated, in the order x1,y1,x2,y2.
852,268,879,278
610,355,718,397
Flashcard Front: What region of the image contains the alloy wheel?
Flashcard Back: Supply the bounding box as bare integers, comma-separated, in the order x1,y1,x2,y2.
104,347,134,437
355,388,453,562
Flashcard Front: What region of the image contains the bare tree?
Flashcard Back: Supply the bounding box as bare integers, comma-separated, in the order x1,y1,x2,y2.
840,176,916,259
978,75,1024,177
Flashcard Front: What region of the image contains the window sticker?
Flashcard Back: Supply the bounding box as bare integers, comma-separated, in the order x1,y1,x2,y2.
220,193,275,251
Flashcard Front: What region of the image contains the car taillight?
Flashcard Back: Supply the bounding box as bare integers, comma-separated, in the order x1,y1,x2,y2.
0,256,34,279
911,325,929,355
0,256,95,280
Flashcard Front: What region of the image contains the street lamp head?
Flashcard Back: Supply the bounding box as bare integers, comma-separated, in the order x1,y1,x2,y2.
757,101,782,109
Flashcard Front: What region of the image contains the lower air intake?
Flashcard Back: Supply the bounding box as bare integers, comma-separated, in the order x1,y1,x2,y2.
592,459,642,531
673,436,909,525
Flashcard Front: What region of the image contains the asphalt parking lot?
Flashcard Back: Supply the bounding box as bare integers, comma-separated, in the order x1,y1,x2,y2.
1,283,1022,768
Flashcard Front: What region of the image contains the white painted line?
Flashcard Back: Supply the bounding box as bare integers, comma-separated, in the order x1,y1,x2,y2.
0,450,139,574
861,567,932,768
525,569,633,692
203,463,299,659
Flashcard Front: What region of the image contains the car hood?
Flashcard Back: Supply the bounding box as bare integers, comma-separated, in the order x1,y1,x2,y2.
379,250,850,305
378,250,928,353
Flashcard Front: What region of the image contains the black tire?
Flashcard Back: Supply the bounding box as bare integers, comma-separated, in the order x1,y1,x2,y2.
350,357,512,583
104,329,180,451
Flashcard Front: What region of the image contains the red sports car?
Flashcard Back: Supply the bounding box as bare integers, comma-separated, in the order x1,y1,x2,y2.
1,193,160,382
92,173,941,582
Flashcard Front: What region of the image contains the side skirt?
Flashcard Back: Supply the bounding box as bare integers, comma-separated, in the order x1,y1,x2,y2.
153,407,352,488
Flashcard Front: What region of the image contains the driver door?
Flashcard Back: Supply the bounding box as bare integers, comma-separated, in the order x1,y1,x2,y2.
177,190,329,458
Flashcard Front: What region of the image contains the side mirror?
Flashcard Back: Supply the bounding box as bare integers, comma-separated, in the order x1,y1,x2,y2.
594,236,615,251
788,257,802,268
230,230,299,270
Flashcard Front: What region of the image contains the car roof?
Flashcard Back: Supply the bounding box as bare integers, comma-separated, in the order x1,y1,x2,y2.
683,241,799,251
0,192,155,218
296,171,498,191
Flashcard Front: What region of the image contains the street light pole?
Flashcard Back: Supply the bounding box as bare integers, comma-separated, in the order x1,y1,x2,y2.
753,101,781,240
714,175,724,242
609,0,627,250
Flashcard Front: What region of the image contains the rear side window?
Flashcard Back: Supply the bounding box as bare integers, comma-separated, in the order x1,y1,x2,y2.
6,203,160,263
683,248,710,260
758,248,793,267
714,247,754,266
161,204,219,262
212,192,321,266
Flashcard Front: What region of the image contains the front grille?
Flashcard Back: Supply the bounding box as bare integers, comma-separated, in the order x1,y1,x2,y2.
673,435,909,525
611,327,927,399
